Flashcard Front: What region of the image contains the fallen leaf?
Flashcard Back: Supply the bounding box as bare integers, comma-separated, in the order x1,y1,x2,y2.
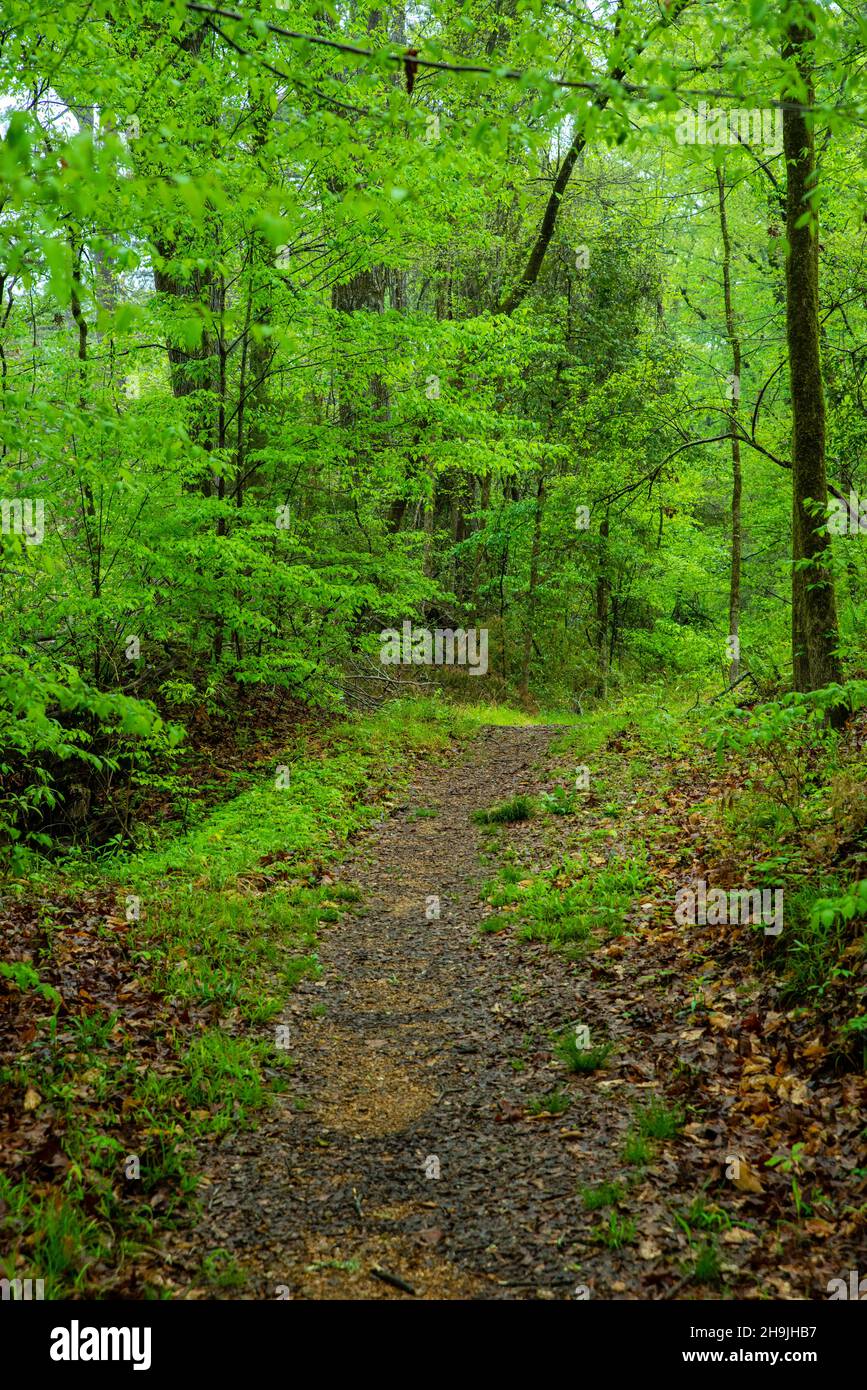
803,1218,835,1237
733,1162,764,1194
708,1012,733,1029
23,1086,41,1112
723,1227,757,1244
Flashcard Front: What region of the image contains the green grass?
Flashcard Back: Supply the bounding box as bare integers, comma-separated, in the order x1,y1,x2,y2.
528,1089,570,1115
478,912,512,933
623,1131,653,1166
620,1096,682,1168
201,1248,246,1290
581,1181,625,1211
483,850,651,946
555,1029,613,1073
0,1176,119,1300
594,1212,637,1249
677,1196,732,1234
634,1096,684,1141
472,794,536,825
459,704,578,728
133,882,357,1022
692,1241,723,1286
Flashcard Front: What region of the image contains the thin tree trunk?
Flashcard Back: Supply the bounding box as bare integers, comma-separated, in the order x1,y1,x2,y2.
716,167,743,686
519,472,544,699
496,0,690,315
594,511,610,698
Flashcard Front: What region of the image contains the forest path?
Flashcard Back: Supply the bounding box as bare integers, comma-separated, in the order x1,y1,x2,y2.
184,724,643,1300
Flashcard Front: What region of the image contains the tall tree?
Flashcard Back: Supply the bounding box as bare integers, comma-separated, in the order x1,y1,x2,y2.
782,4,842,697
715,166,743,688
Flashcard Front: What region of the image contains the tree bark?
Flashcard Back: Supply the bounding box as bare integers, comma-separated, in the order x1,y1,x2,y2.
782,13,842,698
594,511,610,698
518,472,544,699
716,167,743,686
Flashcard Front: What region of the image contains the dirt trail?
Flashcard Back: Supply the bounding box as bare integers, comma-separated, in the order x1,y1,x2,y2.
187,724,640,1299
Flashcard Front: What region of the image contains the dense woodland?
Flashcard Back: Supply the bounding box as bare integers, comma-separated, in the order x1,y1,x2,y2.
1,0,867,1313
0,0,864,852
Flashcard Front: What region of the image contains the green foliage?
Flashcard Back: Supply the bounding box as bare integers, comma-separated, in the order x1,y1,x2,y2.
783,879,867,1000
539,785,579,815
0,960,61,1008
528,1089,570,1116
472,794,536,825
623,1131,653,1166
0,0,865,845
594,1212,637,1250
487,850,651,946
555,1029,614,1073
692,1243,723,1286
634,1097,684,1141
707,685,867,826
679,1197,732,1234
581,1181,625,1212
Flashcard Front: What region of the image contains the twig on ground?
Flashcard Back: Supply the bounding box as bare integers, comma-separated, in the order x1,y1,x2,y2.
370,1265,417,1295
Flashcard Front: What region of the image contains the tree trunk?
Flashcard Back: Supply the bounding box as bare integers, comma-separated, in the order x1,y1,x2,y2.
782,14,842,698
496,0,690,315
594,511,610,698
518,473,544,699
716,167,743,686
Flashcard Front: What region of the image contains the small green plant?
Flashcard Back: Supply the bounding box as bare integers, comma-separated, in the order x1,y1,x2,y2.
508,850,651,946
0,961,61,1008
594,1211,636,1249
528,1089,570,1115
623,1130,653,1165
479,913,511,933
693,1241,723,1285
473,795,535,825
201,1248,246,1290
634,1096,683,1140
539,785,578,815
679,1196,732,1233
581,1181,624,1212
786,880,867,999
555,1029,613,1073
766,1143,809,1220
